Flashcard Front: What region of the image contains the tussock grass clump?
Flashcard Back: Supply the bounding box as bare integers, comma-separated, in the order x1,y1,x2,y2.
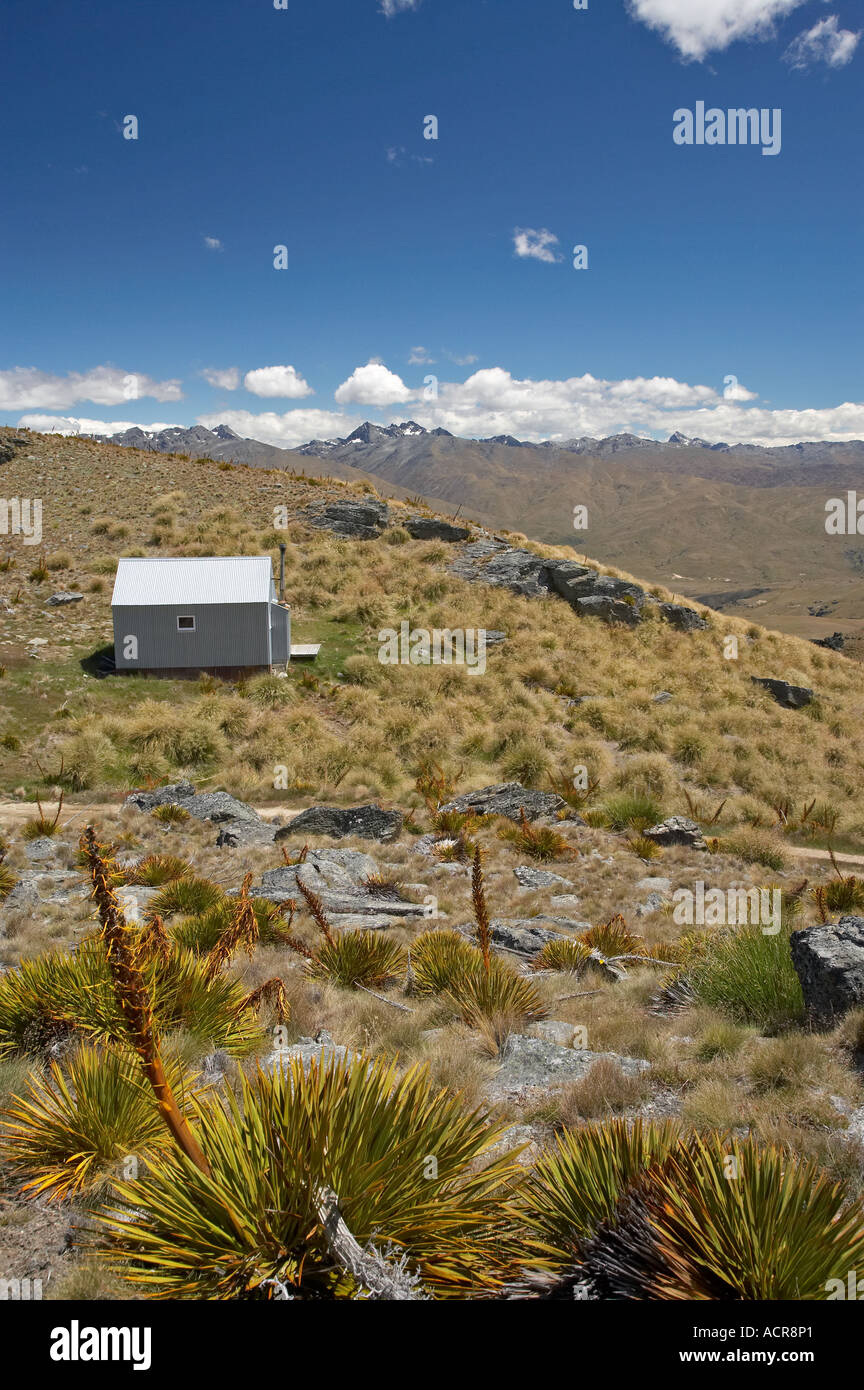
601,793,662,833
95,1054,526,1299
681,921,805,1032
717,828,789,872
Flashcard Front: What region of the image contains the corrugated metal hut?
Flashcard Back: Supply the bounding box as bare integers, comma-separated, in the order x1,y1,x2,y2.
111,555,291,676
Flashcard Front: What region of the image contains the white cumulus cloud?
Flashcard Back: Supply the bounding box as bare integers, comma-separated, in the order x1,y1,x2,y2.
0,366,183,411
513,228,563,264
784,14,860,68
17,416,180,436
204,236,223,251
196,409,365,449
380,0,421,15
201,367,241,390
627,0,807,60
334,361,415,407
243,365,314,399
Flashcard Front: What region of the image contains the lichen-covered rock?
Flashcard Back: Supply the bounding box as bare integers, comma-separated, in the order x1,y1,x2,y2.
790,916,864,1027
574,595,642,627
275,804,403,842
440,782,565,823
489,1035,650,1098
642,816,707,850
124,781,197,812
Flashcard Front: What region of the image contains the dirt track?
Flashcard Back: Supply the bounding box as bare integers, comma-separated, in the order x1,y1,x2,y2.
1,800,863,870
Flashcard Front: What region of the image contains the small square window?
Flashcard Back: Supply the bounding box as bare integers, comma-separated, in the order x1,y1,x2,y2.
177,615,196,632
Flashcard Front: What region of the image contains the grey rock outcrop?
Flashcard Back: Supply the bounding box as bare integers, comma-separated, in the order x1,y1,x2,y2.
439,782,565,823
276,804,403,842
307,499,389,540
45,592,84,607
489,1035,650,1098
790,916,864,1027
405,517,470,542
254,850,422,920
751,677,814,709
123,781,197,812
514,866,573,890
574,595,642,627
659,603,708,632
642,816,707,851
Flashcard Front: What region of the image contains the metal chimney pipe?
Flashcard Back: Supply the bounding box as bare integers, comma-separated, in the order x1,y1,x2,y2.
278,543,286,601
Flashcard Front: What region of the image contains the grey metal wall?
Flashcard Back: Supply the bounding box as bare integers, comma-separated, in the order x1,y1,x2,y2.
270,606,291,664
113,602,272,671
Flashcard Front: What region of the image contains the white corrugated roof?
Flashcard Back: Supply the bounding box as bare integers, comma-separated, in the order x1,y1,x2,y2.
112,556,274,607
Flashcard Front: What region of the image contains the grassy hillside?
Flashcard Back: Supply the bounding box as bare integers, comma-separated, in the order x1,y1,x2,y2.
0,429,862,847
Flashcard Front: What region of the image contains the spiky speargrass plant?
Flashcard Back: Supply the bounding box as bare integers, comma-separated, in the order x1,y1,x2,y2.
410,929,477,994
0,1044,199,1201
0,936,263,1060
171,896,293,954
519,1118,680,1266
443,954,548,1031
150,803,191,825
581,1133,864,1301
122,854,193,887
497,808,575,863
0,864,16,900
307,931,408,990
579,914,645,959
93,1054,527,1299
149,875,225,918
531,937,594,974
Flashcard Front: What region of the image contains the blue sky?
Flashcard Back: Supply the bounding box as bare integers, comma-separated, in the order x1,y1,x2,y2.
1,0,862,447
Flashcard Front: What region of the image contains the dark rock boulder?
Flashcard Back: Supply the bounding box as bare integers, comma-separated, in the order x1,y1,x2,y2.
574,595,642,627
812,632,845,652
659,603,708,632
439,781,565,823
642,816,707,851
123,781,197,812
790,916,864,1027
275,803,403,842
405,517,470,542
751,677,814,709
307,499,389,540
